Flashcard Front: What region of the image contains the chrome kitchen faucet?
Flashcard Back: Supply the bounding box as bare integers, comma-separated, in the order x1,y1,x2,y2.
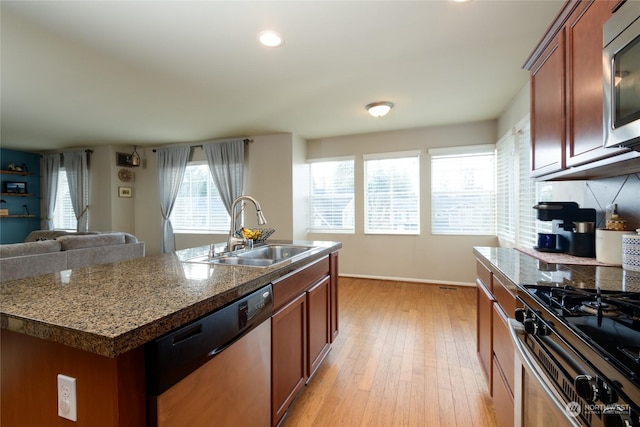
227,195,267,252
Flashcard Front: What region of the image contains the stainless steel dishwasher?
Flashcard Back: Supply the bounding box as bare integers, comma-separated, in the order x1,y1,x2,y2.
145,284,273,427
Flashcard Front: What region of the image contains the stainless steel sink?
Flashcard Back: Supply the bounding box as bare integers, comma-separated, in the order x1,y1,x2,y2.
183,244,315,267
234,245,313,260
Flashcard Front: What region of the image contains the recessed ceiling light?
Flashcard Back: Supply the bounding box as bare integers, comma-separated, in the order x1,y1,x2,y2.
258,30,284,47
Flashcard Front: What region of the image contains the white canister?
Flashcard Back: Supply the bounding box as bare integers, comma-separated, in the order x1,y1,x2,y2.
622,229,640,272
595,229,635,265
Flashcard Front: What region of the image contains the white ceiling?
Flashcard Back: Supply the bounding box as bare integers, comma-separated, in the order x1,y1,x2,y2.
0,0,564,152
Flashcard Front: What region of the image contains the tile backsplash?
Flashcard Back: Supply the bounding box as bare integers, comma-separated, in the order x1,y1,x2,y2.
551,173,640,231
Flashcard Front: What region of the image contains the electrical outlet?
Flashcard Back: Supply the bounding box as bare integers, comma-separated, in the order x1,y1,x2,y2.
57,374,77,421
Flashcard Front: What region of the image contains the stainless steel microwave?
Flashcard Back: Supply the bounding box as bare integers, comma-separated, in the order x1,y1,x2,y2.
603,0,640,151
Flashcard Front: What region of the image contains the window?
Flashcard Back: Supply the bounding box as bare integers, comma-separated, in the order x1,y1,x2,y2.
516,123,540,247
170,163,230,232
53,169,77,230
308,158,355,233
496,132,517,243
430,145,495,235
364,151,420,234
495,117,553,248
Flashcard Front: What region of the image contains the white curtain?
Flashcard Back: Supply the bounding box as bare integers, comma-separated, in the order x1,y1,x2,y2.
157,146,189,253
203,139,245,215
65,151,90,232
41,154,60,230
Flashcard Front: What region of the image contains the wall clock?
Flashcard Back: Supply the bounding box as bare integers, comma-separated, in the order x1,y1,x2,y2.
118,168,133,182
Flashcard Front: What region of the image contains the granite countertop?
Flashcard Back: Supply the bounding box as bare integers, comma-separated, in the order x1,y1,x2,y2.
0,240,341,358
474,246,640,294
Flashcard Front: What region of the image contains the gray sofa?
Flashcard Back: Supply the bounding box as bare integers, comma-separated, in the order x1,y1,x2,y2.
0,231,145,282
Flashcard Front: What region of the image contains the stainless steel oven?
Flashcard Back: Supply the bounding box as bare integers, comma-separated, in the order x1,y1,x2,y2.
510,317,586,427
509,285,640,427
603,0,640,151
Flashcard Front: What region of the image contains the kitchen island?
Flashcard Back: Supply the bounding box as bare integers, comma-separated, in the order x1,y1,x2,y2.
1,240,341,427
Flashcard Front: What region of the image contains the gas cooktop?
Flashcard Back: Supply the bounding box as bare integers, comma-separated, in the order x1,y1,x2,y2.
523,285,640,388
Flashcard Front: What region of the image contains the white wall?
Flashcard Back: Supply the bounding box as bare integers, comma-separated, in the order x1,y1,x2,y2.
498,83,530,139
245,134,295,241
306,121,499,285
132,146,162,254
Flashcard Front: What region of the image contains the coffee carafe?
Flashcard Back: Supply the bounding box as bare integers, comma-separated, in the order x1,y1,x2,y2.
533,202,596,256
570,221,595,257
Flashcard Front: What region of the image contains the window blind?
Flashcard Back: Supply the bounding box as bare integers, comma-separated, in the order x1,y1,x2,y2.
171,164,230,232
516,122,539,248
364,151,420,235
496,132,517,243
307,158,355,233
430,145,496,235
53,169,77,231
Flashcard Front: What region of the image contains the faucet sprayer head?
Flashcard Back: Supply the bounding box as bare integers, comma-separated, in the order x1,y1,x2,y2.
257,210,267,225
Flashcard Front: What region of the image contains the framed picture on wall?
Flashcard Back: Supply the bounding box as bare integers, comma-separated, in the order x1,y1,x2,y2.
116,152,133,167
5,182,27,194
118,186,132,198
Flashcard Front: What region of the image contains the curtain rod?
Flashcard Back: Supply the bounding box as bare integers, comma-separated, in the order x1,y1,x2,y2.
152,138,253,153
40,149,93,158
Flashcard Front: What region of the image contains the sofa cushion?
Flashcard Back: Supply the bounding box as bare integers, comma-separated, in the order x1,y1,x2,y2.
66,242,145,269
24,230,71,242
0,240,62,258
58,233,125,251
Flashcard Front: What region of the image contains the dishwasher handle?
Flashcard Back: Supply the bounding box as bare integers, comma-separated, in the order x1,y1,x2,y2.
207,318,258,358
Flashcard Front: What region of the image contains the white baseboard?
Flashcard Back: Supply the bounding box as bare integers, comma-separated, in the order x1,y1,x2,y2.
338,273,475,287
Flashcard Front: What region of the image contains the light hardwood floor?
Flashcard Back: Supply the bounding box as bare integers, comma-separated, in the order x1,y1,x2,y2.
281,277,499,427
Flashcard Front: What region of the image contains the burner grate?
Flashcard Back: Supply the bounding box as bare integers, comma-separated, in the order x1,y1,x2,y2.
538,285,640,322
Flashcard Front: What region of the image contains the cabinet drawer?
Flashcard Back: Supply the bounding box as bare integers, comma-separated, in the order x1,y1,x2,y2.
476,260,493,292
273,256,329,310
492,356,514,427
492,304,514,394
493,274,516,317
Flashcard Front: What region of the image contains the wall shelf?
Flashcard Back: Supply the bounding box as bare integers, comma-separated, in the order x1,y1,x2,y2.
1,149,41,243
0,169,31,176
1,193,33,197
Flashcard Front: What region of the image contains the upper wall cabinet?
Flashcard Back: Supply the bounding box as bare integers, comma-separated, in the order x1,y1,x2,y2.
525,0,639,180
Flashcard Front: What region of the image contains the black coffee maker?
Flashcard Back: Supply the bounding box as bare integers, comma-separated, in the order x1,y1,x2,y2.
533,202,596,257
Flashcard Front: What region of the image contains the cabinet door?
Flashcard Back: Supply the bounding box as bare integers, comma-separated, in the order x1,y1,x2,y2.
271,292,307,427
329,251,339,342
531,29,566,177
476,279,494,392
566,0,621,167
307,276,331,380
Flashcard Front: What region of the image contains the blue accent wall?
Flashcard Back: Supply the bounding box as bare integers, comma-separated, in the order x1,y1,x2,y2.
0,149,41,244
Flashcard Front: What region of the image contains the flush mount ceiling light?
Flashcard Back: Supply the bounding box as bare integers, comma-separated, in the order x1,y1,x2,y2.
258,30,284,47
366,101,394,117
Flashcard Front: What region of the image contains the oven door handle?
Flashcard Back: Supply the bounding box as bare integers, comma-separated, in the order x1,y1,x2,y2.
508,318,582,427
